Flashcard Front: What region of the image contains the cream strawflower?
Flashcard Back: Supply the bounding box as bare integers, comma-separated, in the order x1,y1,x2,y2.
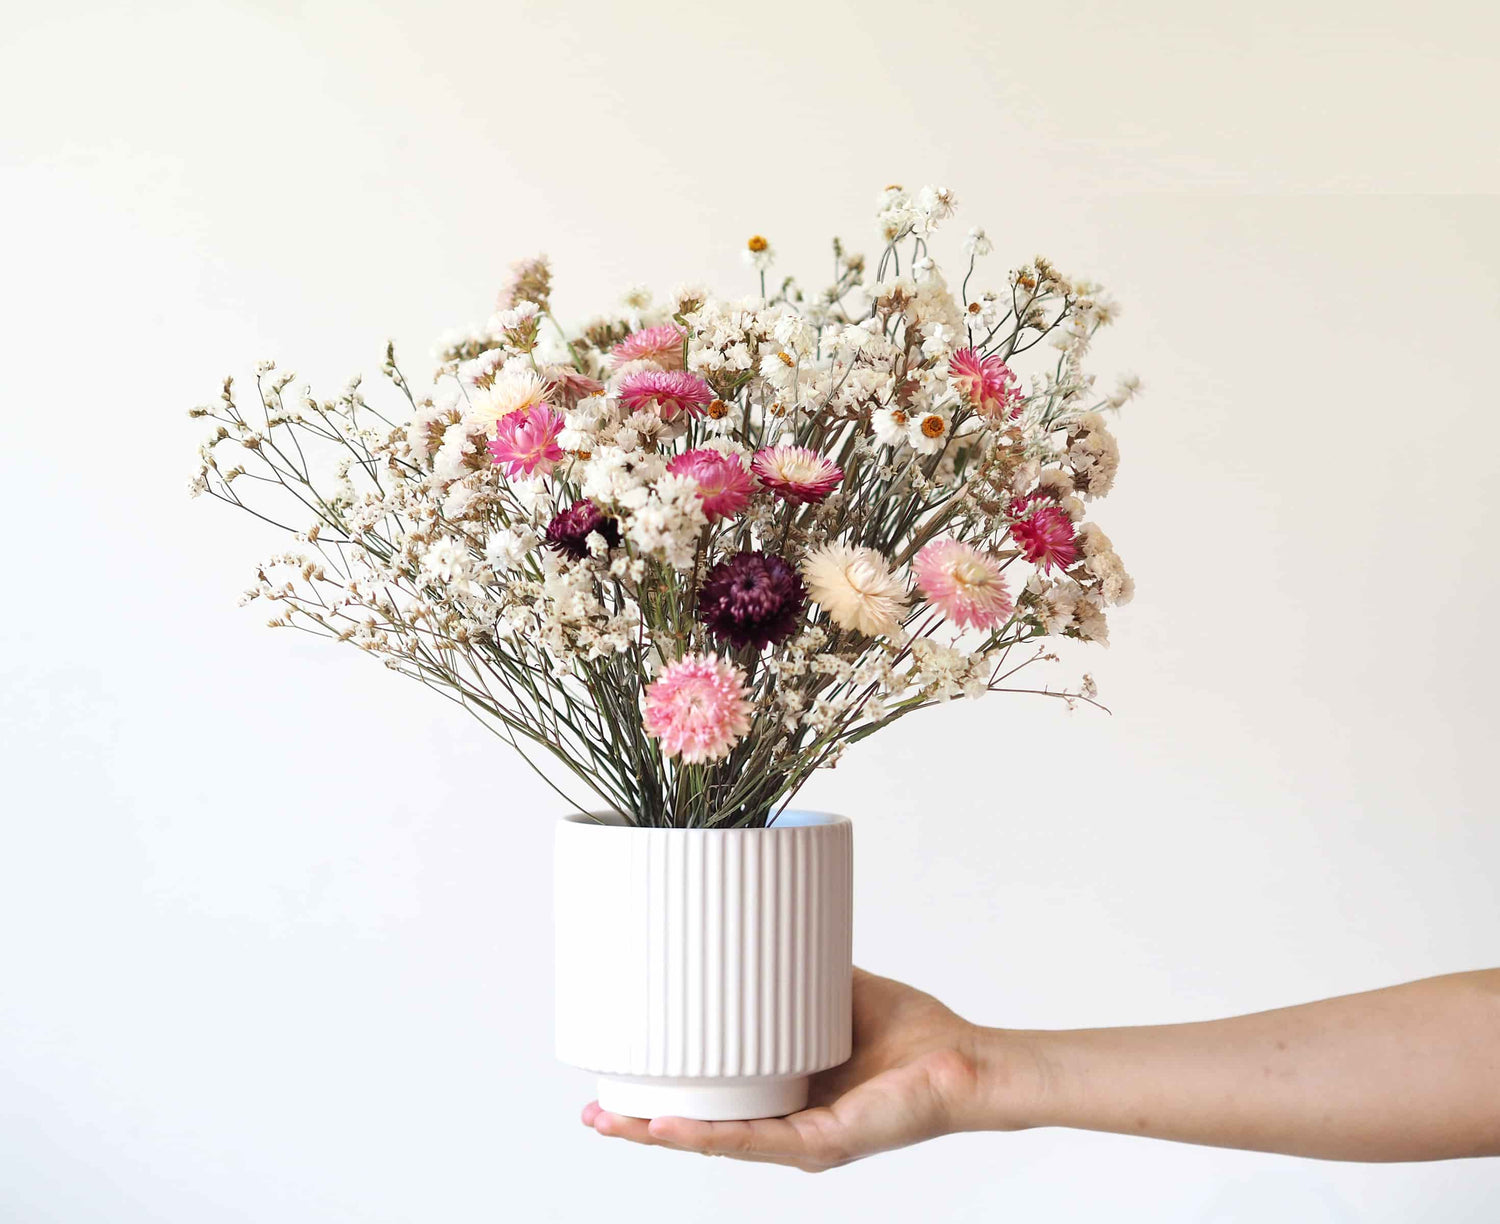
801,543,908,638
465,368,549,432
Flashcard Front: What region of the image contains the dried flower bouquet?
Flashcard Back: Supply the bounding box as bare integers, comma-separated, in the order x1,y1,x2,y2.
190,185,1138,828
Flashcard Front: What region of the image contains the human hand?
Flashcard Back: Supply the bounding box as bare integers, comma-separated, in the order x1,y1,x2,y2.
584,966,1500,1167
582,967,1016,1171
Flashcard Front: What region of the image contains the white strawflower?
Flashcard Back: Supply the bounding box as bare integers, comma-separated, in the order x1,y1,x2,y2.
802,543,908,638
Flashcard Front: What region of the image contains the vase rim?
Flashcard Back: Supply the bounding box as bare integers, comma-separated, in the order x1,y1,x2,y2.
562,809,849,830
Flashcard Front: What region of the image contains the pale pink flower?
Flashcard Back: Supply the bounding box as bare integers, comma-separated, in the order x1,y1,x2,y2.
948,347,1022,420
616,369,714,421
751,445,843,505
642,654,752,763
609,324,686,370
541,366,606,410
666,448,755,521
913,539,1013,630
487,403,565,477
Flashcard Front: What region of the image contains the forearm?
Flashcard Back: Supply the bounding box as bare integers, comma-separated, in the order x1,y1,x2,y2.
972,970,1500,1161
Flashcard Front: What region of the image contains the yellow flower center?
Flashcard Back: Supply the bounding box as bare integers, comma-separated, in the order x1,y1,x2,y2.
951,557,992,589
747,235,768,253
777,351,795,367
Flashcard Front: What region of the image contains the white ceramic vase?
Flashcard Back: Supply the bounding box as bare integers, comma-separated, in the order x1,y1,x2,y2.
554,810,853,1121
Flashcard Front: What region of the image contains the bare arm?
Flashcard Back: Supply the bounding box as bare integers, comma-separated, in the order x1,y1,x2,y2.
585,968,1500,1170
1002,968,1500,1162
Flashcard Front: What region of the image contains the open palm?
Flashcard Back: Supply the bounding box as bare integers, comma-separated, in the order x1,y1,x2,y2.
583,968,990,1171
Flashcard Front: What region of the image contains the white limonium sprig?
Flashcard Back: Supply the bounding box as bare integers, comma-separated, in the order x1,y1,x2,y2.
190,184,1138,828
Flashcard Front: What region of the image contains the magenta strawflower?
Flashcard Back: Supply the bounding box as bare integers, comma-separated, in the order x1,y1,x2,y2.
948,347,1022,420
751,445,843,505
697,551,806,650
1010,502,1078,572
667,449,756,521
545,498,620,560
913,539,1013,630
487,403,565,477
615,369,714,421
609,324,686,370
642,654,753,763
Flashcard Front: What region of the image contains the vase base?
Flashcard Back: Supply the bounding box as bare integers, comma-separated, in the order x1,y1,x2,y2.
596,1073,809,1121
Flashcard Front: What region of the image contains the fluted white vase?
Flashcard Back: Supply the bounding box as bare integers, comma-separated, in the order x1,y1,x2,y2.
554,810,853,1121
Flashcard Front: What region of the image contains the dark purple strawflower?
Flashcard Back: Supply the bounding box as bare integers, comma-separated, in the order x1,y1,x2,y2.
544,498,619,560
697,550,806,650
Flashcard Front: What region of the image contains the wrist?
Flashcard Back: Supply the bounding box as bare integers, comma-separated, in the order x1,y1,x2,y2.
955,1024,1061,1133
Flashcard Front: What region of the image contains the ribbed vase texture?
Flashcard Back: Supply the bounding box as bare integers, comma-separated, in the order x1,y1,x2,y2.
555,814,853,1082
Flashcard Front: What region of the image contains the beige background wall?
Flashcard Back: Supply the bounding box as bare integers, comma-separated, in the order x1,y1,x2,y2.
3,2,1497,1220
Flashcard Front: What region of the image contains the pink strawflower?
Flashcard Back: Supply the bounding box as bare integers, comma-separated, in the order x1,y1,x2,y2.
609,324,686,370
667,448,755,520
616,369,714,421
642,654,753,764
948,347,1023,420
751,445,843,505
1010,503,1078,572
913,539,1013,630
487,403,565,477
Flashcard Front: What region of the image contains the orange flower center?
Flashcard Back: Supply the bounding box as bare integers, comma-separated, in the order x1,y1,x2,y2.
747,235,768,253
921,416,946,438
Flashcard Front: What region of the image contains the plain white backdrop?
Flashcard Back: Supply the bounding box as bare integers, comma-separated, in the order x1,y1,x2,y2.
3,1,1498,1220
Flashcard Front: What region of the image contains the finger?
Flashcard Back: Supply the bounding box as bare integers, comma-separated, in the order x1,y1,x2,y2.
647,1111,843,1168
591,1109,688,1150
581,1101,602,1127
